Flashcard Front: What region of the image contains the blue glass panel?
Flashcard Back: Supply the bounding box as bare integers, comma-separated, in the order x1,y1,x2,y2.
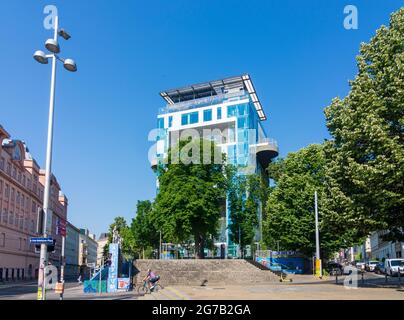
181,114,188,125
168,116,173,128
203,109,212,122
238,117,246,128
238,104,246,116
190,112,199,124
227,105,237,117
158,118,164,129
217,107,222,120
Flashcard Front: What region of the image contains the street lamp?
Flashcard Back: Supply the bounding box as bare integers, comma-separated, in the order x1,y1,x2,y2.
33,15,77,301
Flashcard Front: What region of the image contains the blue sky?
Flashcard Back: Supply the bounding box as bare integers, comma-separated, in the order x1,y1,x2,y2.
0,1,402,237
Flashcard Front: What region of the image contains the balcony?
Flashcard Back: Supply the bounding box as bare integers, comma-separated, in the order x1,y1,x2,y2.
254,138,279,170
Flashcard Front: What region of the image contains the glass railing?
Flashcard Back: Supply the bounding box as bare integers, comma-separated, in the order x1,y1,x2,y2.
159,91,250,114
258,138,278,147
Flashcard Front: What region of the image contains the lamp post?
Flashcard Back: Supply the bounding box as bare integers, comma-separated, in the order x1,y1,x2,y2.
314,191,322,278
34,15,77,301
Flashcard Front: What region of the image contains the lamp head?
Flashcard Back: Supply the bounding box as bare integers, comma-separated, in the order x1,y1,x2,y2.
45,39,60,53
33,50,48,64
63,58,77,72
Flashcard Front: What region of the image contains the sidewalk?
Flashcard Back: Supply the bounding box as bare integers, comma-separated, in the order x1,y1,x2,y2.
11,284,139,300
0,280,37,290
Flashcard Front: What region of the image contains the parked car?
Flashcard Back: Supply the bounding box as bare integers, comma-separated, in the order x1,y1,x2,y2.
355,261,366,271
385,259,404,277
325,262,343,275
366,260,380,272
374,262,386,274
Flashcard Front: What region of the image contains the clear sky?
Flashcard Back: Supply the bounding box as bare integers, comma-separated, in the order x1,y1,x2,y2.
0,1,402,237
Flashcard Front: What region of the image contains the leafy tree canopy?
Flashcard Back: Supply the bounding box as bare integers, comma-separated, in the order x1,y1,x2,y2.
263,144,353,258
152,138,227,258
324,8,404,242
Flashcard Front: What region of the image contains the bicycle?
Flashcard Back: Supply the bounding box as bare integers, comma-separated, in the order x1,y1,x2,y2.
137,279,164,295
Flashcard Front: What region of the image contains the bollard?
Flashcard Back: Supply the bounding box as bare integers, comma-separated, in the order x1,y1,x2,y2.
361,271,364,286
398,270,401,288
385,273,388,284
335,273,338,285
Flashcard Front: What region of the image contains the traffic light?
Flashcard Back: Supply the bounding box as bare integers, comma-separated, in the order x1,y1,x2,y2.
36,208,44,234
47,239,56,253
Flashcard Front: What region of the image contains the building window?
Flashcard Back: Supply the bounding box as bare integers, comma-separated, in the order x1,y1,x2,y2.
227,105,237,117
5,184,9,197
0,233,5,247
217,107,222,120
0,157,4,170
181,112,199,126
157,118,164,129
168,116,173,128
203,109,212,122
189,112,198,124
181,114,188,126
9,212,14,225
2,209,7,224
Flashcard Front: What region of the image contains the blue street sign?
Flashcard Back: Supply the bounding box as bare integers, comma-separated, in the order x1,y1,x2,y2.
30,237,54,244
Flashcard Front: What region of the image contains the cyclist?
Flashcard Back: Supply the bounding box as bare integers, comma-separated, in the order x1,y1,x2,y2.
143,269,160,291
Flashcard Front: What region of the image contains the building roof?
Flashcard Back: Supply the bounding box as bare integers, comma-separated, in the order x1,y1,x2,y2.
160,74,267,121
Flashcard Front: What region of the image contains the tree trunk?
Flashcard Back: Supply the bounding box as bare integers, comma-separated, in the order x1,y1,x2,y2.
195,235,205,259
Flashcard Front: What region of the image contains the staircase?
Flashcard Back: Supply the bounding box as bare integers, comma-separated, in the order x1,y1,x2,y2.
133,259,279,286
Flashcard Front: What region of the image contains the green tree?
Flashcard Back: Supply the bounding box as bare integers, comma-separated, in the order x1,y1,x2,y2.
263,144,351,258
324,9,404,242
105,216,135,258
130,200,159,259
152,138,227,258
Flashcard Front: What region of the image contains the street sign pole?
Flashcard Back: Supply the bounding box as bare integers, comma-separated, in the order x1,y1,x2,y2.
59,235,65,300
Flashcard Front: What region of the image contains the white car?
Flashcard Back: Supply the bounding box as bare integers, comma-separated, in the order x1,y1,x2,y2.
366,261,379,272
355,262,366,271
385,259,404,277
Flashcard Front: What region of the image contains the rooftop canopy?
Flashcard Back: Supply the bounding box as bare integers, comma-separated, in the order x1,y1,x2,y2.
160,74,267,121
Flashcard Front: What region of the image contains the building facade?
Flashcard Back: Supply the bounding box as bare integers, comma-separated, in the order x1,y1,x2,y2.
152,75,278,257
78,229,98,269
96,233,108,267
0,125,68,281
370,231,404,260
65,222,80,280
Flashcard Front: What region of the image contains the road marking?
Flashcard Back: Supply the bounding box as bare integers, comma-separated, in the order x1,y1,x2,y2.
164,287,191,300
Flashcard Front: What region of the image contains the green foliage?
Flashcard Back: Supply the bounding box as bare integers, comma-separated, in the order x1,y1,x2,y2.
263,144,351,258
130,200,159,258
152,138,227,258
227,166,263,251
324,8,404,242
106,216,135,259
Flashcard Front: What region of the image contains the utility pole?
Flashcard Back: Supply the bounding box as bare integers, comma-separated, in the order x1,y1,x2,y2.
159,230,162,260
59,235,65,300
314,191,322,278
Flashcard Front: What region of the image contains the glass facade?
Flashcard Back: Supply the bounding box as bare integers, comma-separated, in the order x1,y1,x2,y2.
154,76,277,258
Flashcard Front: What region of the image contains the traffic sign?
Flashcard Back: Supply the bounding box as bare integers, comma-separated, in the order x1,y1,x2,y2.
30,237,54,244
56,217,67,237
